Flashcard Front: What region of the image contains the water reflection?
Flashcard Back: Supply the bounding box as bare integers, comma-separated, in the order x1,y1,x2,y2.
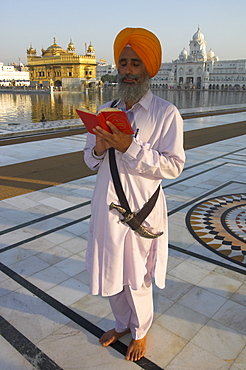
0,89,245,124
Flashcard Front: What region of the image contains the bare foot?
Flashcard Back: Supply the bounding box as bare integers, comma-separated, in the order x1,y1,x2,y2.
99,328,130,347
125,335,147,361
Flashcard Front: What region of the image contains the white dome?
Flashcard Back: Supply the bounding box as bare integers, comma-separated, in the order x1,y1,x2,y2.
193,27,204,42
180,47,188,56
207,48,215,59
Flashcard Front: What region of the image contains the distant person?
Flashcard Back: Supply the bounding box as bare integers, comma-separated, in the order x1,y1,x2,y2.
84,27,185,361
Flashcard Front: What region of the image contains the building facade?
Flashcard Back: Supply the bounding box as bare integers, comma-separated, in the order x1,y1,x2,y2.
151,27,246,90
96,59,117,80
27,38,97,90
0,62,30,87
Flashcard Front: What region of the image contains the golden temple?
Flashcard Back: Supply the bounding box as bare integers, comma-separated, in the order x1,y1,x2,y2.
27,38,97,90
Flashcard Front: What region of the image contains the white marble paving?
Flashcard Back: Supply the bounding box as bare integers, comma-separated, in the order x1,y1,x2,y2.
46,278,90,306
0,110,245,167
155,302,209,341
0,286,71,344
230,346,246,370
37,322,140,370
184,111,246,131
231,282,246,306
165,342,231,370
197,271,243,299
0,113,246,369
212,300,246,335
0,336,35,370
190,319,246,361
178,286,227,317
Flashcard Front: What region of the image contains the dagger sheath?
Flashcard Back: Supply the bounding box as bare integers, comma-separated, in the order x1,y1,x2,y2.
109,202,163,239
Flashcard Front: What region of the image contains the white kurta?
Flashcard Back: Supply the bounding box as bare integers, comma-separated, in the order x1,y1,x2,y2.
84,90,185,296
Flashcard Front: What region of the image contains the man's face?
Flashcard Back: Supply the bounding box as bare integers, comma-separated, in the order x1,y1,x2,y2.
117,47,150,105
118,47,148,85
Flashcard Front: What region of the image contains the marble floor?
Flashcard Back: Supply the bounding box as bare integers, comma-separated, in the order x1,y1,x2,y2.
0,110,246,369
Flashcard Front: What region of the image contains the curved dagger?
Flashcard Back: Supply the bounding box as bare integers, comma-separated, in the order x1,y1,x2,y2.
109,202,163,239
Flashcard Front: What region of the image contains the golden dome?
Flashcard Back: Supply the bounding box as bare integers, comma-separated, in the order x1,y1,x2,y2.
42,37,65,56
27,44,36,55
86,43,95,56
67,39,76,52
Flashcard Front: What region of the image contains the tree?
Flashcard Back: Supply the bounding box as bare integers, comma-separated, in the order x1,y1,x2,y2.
101,74,117,83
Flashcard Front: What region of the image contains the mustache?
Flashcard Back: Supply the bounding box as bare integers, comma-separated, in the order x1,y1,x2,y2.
117,73,140,82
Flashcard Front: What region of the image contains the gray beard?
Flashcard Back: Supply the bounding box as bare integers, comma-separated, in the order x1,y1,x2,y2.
117,73,150,105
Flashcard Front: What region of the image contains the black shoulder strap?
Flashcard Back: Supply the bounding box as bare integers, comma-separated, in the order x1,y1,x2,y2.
109,147,160,229
111,100,119,108
108,98,162,236
109,147,131,213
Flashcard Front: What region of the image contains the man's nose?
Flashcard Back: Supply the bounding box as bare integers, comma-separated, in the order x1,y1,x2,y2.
124,63,133,74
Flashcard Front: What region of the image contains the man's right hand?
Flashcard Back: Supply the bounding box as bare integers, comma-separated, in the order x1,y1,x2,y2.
94,133,111,156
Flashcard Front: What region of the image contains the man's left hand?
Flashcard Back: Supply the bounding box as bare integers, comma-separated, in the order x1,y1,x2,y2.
93,121,133,153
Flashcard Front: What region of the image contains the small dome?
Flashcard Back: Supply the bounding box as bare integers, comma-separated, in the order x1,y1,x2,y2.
27,44,36,55
42,37,65,56
86,43,95,56
193,27,204,42
207,48,215,59
180,47,188,56
67,39,75,52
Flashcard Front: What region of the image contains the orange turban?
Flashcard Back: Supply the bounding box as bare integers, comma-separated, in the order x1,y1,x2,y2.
114,27,162,78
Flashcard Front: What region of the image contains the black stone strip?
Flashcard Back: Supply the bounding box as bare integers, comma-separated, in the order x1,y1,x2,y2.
231,153,246,158
167,182,233,216
184,146,246,171
0,263,163,370
0,215,91,253
163,162,226,190
168,244,246,275
0,201,91,236
0,315,63,370
223,157,246,163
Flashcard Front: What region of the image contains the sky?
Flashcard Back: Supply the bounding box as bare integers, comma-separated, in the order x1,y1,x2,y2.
1,0,246,65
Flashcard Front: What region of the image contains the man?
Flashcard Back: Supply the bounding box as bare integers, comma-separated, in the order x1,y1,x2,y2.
84,27,185,362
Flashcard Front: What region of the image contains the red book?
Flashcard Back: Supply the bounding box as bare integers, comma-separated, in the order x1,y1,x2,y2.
76,107,134,135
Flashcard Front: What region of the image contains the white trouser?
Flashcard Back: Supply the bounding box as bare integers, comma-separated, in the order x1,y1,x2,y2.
108,276,153,340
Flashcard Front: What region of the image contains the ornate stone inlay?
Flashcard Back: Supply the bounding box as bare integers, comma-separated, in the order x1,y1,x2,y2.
186,194,246,267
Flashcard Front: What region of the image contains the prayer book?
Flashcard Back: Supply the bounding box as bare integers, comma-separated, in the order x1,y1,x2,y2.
76,107,134,135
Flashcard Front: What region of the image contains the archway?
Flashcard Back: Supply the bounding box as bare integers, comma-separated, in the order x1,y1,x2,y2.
186,77,193,86
54,80,62,87
196,77,201,89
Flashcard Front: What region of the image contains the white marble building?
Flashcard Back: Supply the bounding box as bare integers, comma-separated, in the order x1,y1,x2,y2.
0,62,30,87
151,27,246,90
96,60,117,80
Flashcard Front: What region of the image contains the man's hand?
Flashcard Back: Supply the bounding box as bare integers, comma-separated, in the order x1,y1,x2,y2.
93,134,110,156
93,121,133,153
